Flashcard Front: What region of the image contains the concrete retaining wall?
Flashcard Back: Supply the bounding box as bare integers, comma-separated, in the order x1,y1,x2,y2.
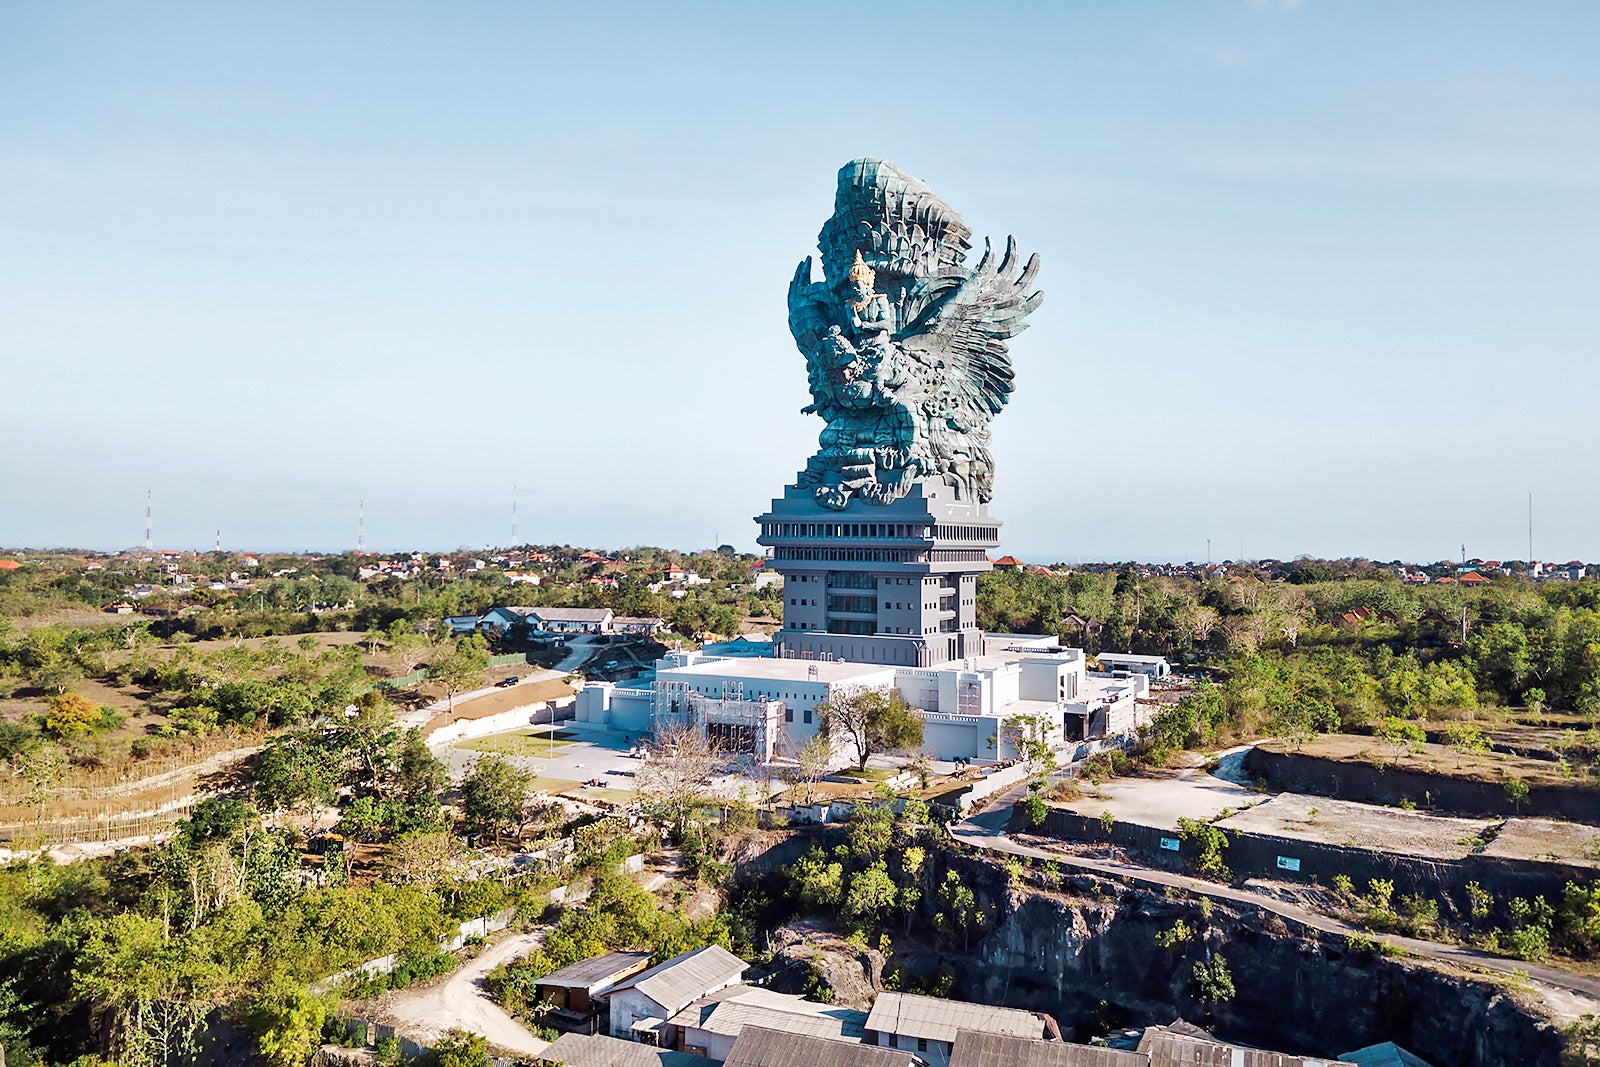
1030,807,1590,922
423,698,575,748
1245,747,1600,825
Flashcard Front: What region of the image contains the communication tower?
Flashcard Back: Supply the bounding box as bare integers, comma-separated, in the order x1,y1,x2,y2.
144,490,153,551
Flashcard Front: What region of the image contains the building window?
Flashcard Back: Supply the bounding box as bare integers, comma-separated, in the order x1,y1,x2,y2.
918,1038,928,1053
785,707,794,722
803,708,813,724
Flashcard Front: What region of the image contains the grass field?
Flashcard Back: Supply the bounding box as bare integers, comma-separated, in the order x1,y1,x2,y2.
580,787,635,804
453,731,578,757
529,777,583,794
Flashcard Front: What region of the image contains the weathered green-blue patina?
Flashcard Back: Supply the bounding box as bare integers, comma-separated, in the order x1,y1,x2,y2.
787,158,1043,510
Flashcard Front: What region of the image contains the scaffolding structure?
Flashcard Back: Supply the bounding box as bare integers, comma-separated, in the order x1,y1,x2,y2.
650,678,782,765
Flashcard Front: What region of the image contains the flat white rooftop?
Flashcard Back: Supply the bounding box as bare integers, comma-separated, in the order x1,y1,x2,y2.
660,657,896,684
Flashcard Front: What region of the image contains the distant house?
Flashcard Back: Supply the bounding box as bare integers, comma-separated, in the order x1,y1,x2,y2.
445,615,481,635
0,559,21,572
600,945,747,1044
533,607,617,634
505,572,543,586
723,1027,915,1067
1060,612,1103,640
104,602,135,615
1457,571,1490,586
536,1032,714,1067
535,950,652,1033
1094,652,1171,679
480,606,540,633
991,555,1025,570
614,616,667,636
864,993,1047,1067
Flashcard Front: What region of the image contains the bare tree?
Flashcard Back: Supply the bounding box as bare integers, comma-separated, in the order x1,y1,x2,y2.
636,721,719,840
784,732,834,806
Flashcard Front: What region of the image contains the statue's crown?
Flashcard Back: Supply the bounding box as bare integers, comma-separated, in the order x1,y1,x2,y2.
848,249,875,286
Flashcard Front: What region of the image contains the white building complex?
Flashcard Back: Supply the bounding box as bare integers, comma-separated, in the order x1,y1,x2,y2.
574,635,1152,764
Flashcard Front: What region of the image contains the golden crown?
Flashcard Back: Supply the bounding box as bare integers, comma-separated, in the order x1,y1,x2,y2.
847,249,875,286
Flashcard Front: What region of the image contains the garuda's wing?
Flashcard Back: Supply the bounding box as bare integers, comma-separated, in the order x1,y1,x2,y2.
897,237,1042,431
788,256,843,416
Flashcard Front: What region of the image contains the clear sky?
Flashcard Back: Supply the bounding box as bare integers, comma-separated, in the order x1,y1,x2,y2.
3,2,1597,563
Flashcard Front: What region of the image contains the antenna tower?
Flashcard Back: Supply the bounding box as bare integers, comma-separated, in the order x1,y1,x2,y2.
215,529,221,554
358,499,366,554
512,484,518,546
144,490,153,551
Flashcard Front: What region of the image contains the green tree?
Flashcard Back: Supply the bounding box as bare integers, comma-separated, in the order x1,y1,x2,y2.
844,862,898,924
431,634,491,714
432,1030,491,1067
460,755,533,845
248,978,327,1067
818,686,923,771
1189,954,1235,1003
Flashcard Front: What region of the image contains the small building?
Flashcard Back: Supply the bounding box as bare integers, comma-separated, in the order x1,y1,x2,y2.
864,993,1048,1067
991,555,1025,570
104,602,135,615
535,950,653,1033
533,607,617,633
723,1026,917,1067
615,616,668,636
601,945,747,1044
666,985,867,1062
950,1031,1146,1067
536,1032,715,1067
444,615,481,635
1093,652,1171,679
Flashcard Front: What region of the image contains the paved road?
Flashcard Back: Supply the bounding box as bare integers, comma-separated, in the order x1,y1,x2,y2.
952,788,1600,1010
379,932,549,1058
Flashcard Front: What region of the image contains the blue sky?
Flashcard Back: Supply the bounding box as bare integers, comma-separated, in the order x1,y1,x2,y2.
3,2,1597,563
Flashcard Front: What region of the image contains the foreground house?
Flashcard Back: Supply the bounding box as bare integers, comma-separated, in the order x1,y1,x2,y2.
537,1032,714,1067
601,945,747,1043
864,992,1049,1067
950,1030,1146,1067
665,985,867,1061
722,1026,917,1067
535,950,652,1033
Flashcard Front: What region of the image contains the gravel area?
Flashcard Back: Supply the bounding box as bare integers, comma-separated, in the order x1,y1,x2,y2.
1483,817,1600,867
1217,793,1495,860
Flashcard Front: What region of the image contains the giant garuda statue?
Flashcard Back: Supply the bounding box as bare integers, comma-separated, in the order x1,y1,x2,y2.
787,158,1042,510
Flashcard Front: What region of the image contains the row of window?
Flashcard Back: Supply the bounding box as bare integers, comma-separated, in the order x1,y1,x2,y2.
761,521,931,539
931,524,997,543
776,547,925,562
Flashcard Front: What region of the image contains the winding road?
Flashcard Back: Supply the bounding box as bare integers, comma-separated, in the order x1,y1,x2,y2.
378,932,550,1058
951,787,1600,1017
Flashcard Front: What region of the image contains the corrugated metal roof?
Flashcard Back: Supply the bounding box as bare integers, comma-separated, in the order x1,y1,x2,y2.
666,985,865,1040
536,950,652,990
601,945,747,1014
535,1033,715,1067
864,992,1046,1045
950,1031,1150,1067
698,999,865,1041
723,1026,917,1067
531,607,615,623
1136,1029,1335,1067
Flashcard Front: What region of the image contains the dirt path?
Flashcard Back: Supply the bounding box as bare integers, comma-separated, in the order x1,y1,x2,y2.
376,932,548,1058
953,788,1600,1021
